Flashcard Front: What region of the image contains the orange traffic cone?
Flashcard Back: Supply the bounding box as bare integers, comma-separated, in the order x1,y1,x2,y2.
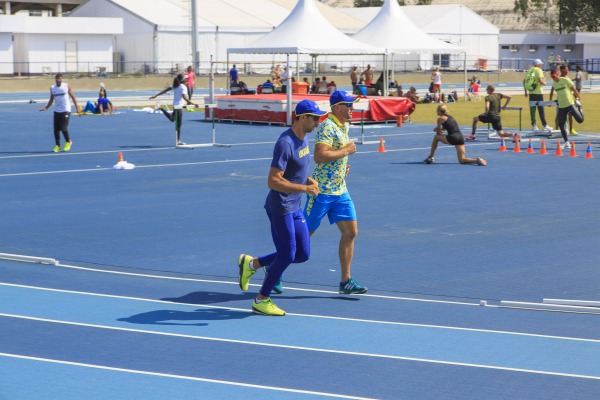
513,137,521,153
498,137,506,152
555,141,563,156
585,142,594,158
396,115,403,127
526,139,535,154
569,141,577,157
539,139,548,155
378,137,386,153
118,152,124,163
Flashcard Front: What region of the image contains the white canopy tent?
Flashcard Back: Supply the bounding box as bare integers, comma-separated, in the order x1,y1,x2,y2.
352,0,467,96
227,0,386,125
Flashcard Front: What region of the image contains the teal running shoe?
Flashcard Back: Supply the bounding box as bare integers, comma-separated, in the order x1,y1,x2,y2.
273,278,284,294
263,266,284,294
339,278,368,294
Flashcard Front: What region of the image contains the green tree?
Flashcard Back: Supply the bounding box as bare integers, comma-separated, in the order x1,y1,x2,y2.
354,0,430,5
354,0,384,6
514,0,600,32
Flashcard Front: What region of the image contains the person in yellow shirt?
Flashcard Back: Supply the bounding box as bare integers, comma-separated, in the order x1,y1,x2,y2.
523,59,552,132
549,66,583,150
304,91,368,295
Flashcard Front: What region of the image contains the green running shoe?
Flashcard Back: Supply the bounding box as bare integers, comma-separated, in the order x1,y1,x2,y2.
52,145,61,153
238,254,255,291
339,278,368,295
570,129,578,136
252,298,285,316
63,141,72,152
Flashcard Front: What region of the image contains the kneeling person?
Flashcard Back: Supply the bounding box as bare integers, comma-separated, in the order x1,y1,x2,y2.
424,105,486,166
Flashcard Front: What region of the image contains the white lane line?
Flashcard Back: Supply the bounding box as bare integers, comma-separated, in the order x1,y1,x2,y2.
0,352,376,400
2,282,600,344
0,140,490,177
0,157,272,177
0,147,173,160
1,314,599,381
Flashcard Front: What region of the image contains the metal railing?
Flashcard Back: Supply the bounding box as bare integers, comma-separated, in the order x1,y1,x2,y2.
3,58,600,78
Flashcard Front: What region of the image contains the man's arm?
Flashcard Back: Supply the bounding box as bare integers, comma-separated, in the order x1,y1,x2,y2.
571,86,581,101
502,93,512,109
267,167,319,196
313,141,356,164
39,90,54,111
68,86,80,114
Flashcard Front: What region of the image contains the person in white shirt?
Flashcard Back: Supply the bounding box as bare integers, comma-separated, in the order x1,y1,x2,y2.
150,74,199,146
39,73,80,153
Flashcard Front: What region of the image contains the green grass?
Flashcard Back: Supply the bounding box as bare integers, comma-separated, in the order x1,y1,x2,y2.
409,93,600,134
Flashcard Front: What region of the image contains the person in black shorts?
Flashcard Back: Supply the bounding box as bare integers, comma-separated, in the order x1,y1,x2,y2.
424,104,487,166
466,85,515,142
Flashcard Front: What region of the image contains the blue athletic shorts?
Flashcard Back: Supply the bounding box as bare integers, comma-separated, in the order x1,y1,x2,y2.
304,191,356,231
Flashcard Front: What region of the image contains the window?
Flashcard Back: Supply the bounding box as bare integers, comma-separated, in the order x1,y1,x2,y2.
433,54,450,68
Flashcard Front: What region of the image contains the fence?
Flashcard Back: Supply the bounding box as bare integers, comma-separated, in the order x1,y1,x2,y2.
3,58,600,79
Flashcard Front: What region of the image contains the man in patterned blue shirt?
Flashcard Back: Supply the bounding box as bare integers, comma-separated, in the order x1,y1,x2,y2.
304,91,367,295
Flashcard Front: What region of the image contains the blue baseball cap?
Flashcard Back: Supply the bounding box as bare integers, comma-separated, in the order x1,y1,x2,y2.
330,90,359,107
295,99,327,116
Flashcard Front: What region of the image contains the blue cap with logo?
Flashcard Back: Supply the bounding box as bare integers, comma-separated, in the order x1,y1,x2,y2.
329,90,359,107
295,99,327,116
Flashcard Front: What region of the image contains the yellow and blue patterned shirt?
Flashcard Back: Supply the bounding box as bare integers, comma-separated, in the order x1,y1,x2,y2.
311,114,349,196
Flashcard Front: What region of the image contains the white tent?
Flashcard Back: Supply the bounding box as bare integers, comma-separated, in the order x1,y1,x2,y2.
353,0,465,56
352,0,466,95
228,0,383,55
341,4,499,69
227,0,386,124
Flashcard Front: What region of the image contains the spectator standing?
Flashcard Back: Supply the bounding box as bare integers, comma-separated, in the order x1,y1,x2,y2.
574,65,583,92
548,53,555,71
431,67,442,103
39,73,80,152
229,64,238,85
350,65,358,94
185,65,196,99
361,64,374,86
281,64,291,94
523,59,552,132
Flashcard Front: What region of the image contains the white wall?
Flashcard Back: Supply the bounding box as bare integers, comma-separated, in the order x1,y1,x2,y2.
72,0,153,73
17,34,115,74
0,34,13,75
